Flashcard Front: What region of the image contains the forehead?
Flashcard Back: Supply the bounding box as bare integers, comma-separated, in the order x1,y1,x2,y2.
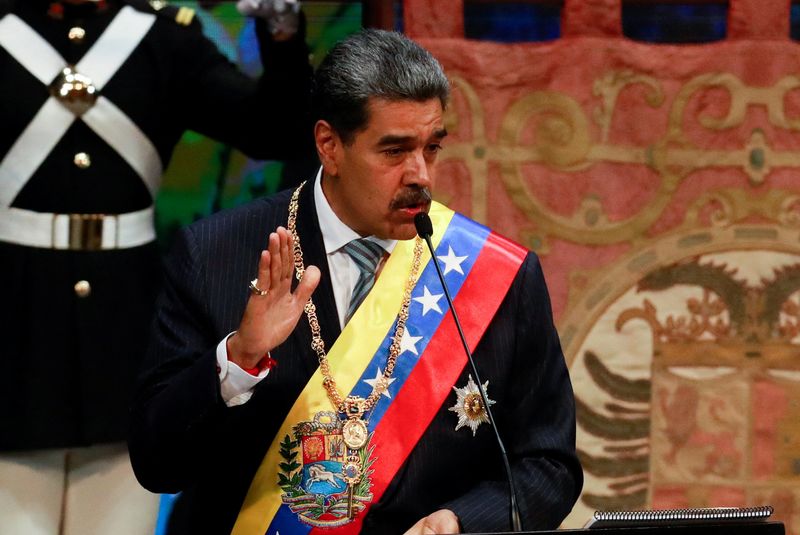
358,97,445,141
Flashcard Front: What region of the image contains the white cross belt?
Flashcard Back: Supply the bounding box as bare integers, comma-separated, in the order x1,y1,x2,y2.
0,8,162,249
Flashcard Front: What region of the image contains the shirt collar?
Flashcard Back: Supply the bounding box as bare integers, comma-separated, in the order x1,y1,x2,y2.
313,168,396,255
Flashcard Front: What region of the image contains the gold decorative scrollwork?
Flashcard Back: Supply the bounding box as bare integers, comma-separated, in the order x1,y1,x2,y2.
440,71,800,247
686,188,800,229
616,290,731,345
499,91,591,170
668,73,800,134
442,75,490,221
593,70,664,142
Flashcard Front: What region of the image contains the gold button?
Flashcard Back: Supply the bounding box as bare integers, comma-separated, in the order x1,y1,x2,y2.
74,280,91,298
74,152,91,169
68,27,86,43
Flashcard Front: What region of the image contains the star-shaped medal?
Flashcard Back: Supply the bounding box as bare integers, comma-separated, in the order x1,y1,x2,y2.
448,375,495,436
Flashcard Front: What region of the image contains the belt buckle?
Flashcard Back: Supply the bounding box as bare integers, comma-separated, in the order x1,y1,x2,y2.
68,214,105,250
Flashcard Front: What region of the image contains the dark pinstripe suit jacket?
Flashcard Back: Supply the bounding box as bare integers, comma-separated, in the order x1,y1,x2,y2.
129,179,583,535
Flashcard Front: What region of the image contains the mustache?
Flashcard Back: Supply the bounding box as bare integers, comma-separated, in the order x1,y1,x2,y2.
390,187,432,210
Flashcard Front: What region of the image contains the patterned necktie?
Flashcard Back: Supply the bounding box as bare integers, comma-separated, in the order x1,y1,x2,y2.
343,238,385,322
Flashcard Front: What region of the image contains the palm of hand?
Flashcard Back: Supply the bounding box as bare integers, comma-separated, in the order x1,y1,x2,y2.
228,227,320,368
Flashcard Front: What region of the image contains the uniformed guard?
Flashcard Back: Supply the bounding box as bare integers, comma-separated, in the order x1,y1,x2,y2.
0,1,313,533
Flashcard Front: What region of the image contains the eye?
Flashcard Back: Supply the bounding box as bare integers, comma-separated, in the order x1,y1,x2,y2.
383,147,405,157
424,144,443,159
426,143,443,154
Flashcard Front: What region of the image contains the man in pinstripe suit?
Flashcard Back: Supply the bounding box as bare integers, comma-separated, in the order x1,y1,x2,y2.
130,29,582,535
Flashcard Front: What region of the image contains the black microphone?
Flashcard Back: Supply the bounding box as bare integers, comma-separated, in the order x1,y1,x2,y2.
414,211,523,532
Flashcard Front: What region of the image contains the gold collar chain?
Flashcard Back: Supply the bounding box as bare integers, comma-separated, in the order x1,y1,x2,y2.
287,182,423,441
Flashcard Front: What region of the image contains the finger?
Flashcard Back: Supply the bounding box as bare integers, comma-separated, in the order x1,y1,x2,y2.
427,510,460,534
276,227,292,280
253,249,270,297
402,518,425,535
421,519,442,534
294,264,321,305
268,231,282,291
282,229,294,280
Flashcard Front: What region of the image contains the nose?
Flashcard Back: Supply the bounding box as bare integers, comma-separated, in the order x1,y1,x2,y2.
403,149,433,188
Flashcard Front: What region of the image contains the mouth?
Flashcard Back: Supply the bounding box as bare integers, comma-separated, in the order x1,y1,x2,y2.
391,189,432,217
396,202,430,217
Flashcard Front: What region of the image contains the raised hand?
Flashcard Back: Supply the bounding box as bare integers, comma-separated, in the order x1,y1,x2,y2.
227,226,320,369
236,0,300,40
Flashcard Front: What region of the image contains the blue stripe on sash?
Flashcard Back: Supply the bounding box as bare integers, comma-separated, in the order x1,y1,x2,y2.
268,506,312,535
347,214,491,429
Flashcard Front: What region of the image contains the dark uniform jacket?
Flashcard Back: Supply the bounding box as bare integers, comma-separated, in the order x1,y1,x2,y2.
0,0,312,450
128,179,583,534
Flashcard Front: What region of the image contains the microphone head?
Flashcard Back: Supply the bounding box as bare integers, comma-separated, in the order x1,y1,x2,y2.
414,211,434,238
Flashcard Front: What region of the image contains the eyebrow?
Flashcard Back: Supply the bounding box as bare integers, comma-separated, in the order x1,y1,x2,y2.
376,128,448,147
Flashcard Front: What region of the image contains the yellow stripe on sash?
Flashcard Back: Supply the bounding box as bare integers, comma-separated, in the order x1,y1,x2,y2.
231,203,454,535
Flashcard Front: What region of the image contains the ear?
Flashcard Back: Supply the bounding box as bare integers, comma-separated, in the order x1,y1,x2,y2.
314,120,341,177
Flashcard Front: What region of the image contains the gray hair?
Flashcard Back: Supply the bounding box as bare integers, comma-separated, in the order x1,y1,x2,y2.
313,29,450,145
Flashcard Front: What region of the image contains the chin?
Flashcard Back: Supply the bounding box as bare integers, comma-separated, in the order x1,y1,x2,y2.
397,230,419,241
382,224,418,241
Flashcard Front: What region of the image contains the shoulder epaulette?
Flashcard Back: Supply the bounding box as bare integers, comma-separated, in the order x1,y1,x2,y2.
174,5,195,26
124,0,195,26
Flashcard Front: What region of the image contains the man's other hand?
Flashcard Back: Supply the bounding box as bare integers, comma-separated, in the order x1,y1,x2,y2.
403,509,461,535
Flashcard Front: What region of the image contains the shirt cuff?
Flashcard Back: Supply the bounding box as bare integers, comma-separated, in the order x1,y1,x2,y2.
216,332,270,407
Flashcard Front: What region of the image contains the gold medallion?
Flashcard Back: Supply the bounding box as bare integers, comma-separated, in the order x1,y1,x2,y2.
342,418,369,450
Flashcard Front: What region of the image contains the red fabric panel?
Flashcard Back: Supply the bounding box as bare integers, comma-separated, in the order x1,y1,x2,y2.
562,0,621,38
403,0,464,39
728,0,791,40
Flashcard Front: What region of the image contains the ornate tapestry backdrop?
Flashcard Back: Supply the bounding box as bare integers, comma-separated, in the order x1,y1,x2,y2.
404,0,800,531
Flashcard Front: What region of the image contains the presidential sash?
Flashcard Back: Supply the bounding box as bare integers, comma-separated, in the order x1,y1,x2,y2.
231,202,527,535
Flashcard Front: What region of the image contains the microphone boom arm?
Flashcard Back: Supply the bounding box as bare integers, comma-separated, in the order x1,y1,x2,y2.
414,212,523,532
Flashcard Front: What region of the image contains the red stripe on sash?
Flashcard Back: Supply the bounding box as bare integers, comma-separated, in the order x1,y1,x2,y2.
311,232,526,535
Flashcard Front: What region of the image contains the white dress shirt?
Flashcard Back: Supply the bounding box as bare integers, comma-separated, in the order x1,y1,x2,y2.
216,169,396,406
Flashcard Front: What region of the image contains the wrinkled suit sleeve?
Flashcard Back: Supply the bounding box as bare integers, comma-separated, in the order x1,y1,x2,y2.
128,225,229,493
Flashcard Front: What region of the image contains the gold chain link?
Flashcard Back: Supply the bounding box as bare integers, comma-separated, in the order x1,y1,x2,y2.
287,181,423,415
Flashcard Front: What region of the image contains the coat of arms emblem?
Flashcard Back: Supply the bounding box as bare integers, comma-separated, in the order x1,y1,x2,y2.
279,411,374,527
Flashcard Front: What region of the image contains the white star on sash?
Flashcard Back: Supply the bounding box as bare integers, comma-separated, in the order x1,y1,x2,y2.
413,285,444,315
363,367,396,399
439,245,468,275
399,329,423,356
